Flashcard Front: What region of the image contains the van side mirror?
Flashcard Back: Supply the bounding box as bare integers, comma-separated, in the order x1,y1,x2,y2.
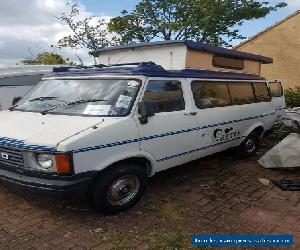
138,101,157,124
12,96,22,106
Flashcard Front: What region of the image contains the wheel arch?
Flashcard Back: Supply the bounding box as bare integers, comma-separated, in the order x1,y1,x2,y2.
104,156,153,176
91,151,156,177
244,123,265,139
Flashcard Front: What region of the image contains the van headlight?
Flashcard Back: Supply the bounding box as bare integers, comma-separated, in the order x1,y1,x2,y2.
36,154,54,170
23,152,73,175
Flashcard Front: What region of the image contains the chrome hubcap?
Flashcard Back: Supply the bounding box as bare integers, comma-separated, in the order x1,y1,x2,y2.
245,138,256,153
107,175,140,206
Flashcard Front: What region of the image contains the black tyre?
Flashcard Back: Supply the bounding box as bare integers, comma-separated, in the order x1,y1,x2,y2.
92,163,148,215
232,131,260,158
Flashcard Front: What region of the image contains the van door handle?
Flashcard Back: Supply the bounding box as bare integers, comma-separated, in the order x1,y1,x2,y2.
184,112,197,116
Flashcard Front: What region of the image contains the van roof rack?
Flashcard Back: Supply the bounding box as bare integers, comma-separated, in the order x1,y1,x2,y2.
52,62,165,73
49,61,262,80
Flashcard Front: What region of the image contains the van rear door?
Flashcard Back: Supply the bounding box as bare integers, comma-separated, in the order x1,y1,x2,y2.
268,81,286,125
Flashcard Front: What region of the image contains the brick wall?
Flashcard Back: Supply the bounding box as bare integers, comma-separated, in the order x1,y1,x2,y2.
235,12,300,89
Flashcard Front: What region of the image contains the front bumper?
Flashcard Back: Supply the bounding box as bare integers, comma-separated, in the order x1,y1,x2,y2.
0,163,96,200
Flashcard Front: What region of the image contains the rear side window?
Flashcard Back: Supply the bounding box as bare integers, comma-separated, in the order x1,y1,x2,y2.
269,82,283,97
228,82,255,105
143,80,185,113
253,82,271,102
191,81,231,108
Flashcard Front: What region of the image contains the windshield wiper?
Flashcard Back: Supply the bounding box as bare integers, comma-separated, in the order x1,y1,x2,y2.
66,99,109,106
9,96,59,111
41,99,108,115
29,96,58,102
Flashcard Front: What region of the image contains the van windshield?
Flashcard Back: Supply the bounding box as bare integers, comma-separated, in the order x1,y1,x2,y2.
14,78,141,116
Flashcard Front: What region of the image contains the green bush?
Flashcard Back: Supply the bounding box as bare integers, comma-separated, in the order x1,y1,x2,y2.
284,87,300,107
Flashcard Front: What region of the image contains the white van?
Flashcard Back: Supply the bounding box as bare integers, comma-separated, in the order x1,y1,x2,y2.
0,65,59,111
0,62,284,214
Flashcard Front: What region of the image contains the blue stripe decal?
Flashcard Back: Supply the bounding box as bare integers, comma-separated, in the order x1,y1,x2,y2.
0,136,55,152
72,138,140,154
73,112,275,154
156,136,246,162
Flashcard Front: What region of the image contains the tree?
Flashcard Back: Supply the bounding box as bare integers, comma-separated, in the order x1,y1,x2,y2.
57,3,115,51
108,0,287,46
21,52,69,65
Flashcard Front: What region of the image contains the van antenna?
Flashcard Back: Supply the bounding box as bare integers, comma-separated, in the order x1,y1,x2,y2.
75,54,84,66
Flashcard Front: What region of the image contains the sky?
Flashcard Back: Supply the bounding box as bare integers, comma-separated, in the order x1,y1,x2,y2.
0,0,299,66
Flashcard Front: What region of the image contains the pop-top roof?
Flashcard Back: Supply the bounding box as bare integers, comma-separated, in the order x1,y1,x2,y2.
90,40,273,64
48,62,263,80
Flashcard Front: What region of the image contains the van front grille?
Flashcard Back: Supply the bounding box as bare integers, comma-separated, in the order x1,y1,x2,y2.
0,146,24,168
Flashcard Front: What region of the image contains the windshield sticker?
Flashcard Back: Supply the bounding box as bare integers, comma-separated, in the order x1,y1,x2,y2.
115,95,132,108
83,105,111,115
127,81,139,88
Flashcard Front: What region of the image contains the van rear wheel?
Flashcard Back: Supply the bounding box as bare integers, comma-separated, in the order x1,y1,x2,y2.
232,131,260,158
92,163,148,215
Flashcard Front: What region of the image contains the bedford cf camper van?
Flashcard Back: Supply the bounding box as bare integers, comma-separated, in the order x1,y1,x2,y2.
0,41,285,214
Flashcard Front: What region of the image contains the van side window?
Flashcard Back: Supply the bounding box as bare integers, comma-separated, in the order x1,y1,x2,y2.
143,80,185,113
269,82,283,97
253,82,271,102
191,81,231,108
213,56,244,70
228,82,255,105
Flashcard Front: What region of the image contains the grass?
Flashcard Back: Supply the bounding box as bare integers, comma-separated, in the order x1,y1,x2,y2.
156,199,185,221
98,231,133,250
97,230,212,250
145,231,213,250
267,127,299,141
145,231,191,250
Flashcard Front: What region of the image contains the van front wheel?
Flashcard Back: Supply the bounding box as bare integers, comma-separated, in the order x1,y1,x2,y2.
92,163,148,215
